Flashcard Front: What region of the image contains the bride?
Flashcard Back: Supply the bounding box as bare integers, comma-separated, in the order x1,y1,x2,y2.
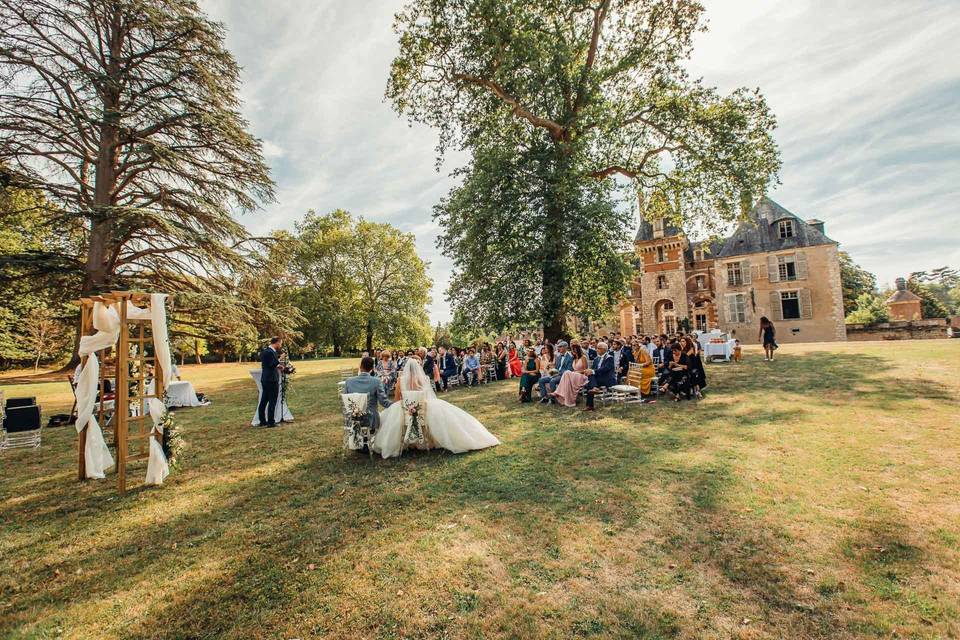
372,358,500,458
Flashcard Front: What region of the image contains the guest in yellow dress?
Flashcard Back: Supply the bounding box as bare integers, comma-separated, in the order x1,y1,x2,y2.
635,345,656,396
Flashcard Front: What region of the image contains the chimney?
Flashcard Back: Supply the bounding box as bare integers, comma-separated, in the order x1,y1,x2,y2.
807,218,825,234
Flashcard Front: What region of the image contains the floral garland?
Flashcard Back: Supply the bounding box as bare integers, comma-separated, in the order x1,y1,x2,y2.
159,395,186,470
280,352,296,404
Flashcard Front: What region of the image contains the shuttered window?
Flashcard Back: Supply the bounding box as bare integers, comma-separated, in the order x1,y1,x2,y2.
778,220,795,238
726,294,747,323
727,262,743,286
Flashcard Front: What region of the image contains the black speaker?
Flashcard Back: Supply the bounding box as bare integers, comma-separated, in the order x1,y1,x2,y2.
5,397,36,409
3,405,41,433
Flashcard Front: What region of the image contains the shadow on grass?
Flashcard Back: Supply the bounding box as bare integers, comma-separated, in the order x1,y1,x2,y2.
1,349,955,639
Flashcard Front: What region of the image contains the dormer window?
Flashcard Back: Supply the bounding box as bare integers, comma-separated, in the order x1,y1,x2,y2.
693,249,704,262
778,219,795,239
653,219,664,238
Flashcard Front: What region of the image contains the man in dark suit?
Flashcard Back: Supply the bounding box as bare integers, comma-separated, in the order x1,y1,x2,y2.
584,341,617,411
611,339,634,384
421,347,441,393
258,336,283,427
438,346,458,391
653,336,671,376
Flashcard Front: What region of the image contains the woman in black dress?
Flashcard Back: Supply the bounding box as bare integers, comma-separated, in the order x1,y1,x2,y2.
758,316,777,361
660,344,692,401
494,342,507,380
682,336,706,399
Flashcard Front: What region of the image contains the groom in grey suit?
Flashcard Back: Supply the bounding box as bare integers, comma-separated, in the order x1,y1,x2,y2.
344,356,392,433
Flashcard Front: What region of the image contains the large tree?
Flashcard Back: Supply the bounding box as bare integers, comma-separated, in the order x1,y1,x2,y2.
389,0,780,338
0,0,274,299
839,251,878,316
291,210,432,353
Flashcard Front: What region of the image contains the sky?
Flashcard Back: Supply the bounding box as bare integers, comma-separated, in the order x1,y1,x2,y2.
202,0,960,324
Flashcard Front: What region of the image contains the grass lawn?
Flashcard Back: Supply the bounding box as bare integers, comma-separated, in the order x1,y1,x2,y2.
1,341,959,639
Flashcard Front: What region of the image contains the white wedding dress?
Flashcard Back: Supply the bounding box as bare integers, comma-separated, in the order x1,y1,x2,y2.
372,359,500,458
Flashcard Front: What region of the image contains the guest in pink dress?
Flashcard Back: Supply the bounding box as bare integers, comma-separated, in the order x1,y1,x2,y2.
552,342,590,407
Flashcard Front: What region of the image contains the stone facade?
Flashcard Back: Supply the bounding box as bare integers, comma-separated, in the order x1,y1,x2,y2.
846,319,948,341
618,197,847,343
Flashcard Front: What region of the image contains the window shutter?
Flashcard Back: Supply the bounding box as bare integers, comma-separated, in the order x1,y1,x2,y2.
769,291,783,321
741,260,752,284
767,256,780,282
796,252,808,280
800,289,813,319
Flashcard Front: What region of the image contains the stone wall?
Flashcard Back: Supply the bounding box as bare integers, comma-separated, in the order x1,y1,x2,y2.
846,319,949,341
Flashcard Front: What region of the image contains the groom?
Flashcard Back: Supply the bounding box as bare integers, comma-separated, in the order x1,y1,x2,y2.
344,356,392,435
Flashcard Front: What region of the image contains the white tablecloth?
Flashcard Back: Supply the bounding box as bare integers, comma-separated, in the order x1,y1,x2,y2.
250,369,293,426
166,380,203,408
705,339,736,361
145,379,205,408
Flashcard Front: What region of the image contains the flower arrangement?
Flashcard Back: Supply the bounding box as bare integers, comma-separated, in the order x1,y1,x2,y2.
402,398,426,448
159,403,186,470
343,395,371,450
280,351,296,401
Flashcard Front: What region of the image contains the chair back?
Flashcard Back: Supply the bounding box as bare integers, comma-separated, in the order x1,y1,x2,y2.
341,392,369,414
626,362,643,388
339,367,355,381
5,397,36,409
3,405,41,433
341,392,372,454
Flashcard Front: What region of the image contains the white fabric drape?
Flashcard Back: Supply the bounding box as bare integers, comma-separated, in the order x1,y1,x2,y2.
144,397,169,485
125,295,172,485
76,302,119,479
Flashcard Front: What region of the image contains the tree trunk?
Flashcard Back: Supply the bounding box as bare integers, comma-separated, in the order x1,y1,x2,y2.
193,339,201,364
541,152,569,342
34,353,41,371
365,318,374,353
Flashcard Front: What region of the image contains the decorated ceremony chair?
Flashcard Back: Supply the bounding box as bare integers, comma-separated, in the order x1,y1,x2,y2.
341,392,374,458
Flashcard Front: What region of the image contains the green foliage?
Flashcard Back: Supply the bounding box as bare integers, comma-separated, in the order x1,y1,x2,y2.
0,0,277,352
0,177,81,368
845,293,890,325
910,268,959,317
839,252,878,315
389,0,781,336
290,210,432,353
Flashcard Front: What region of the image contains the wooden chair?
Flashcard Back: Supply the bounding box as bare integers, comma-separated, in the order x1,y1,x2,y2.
339,367,355,381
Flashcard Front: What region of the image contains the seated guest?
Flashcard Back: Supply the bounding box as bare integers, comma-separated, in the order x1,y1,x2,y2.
463,347,482,385
653,336,671,374
611,338,633,384
553,343,590,407
507,343,522,378
375,351,397,394
518,347,540,403
538,341,572,404
660,343,692,401
495,342,508,380
437,346,457,391
644,336,655,358
635,346,656,396
479,344,494,378
587,339,598,361
344,356,392,438
538,343,555,377
683,336,706,399
584,341,616,411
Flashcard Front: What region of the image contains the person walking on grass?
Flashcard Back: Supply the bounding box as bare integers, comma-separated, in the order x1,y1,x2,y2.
759,316,777,361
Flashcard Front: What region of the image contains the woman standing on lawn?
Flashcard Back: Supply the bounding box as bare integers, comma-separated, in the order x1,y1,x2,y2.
759,316,777,361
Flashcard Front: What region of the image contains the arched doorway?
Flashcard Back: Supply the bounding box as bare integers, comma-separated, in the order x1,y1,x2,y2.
691,297,714,333
654,299,676,334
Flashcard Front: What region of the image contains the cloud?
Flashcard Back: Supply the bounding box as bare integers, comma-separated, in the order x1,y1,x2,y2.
202,0,960,320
